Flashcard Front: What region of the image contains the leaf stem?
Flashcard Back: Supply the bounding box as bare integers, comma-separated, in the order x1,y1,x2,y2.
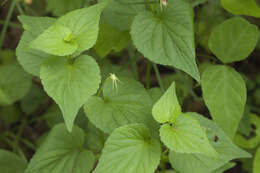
129,46,139,80
146,61,151,89
16,2,25,15
13,118,27,153
0,20,22,29
152,63,165,92
0,0,19,49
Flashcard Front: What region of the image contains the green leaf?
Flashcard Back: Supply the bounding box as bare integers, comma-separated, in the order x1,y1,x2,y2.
56,2,107,55
40,55,101,132
234,114,260,149
30,24,78,56
0,63,32,105
16,16,56,76
85,120,106,153
212,162,236,173
16,31,49,76
94,124,161,173
84,77,159,135
21,83,48,114
253,146,260,173
46,0,87,16
0,149,27,173
209,17,259,63
102,0,145,31
195,1,226,51
152,82,182,124
131,0,200,81
0,49,16,64
0,105,21,124
18,15,56,37
169,112,251,173
221,0,260,17
201,65,247,138
25,124,95,173
94,22,130,58
147,87,163,104
43,104,63,128
238,106,252,137
190,0,207,7
160,113,217,157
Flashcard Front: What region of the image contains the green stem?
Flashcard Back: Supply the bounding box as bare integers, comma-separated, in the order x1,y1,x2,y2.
146,61,151,89
13,119,27,152
0,20,22,29
0,0,19,49
5,131,36,151
129,46,139,80
16,2,25,15
152,63,165,92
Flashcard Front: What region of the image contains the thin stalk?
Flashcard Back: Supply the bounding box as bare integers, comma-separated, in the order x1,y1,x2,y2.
146,61,151,89
0,20,22,29
16,2,25,15
152,63,165,92
0,0,19,49
129,47,139,80
13,119,27,153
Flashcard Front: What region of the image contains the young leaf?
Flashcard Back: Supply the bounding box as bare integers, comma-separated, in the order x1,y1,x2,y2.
84,77,159,136
102,0,145,31
94,22,130,58
18,15,56,37
209,17,259,63
30,24,78,56
201,65,247,139
0,149,27,173
40,55,101,132
56,2,107,55
221,0,260,17
160,113,217,157
46,0,86,16
0,63,32,105
25,124,95,173
152,82,182,124
253,147,260,173
169,112,251,173
94,124,161,173
16,16,56,76
131,0,200,81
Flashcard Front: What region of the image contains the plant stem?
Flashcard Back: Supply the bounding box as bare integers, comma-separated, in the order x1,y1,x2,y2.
0,20,22,29
152,63,165,92
16,2,25,15
129,46,139,80
146,61,151,89
0,0,19,49
13,119,27,153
